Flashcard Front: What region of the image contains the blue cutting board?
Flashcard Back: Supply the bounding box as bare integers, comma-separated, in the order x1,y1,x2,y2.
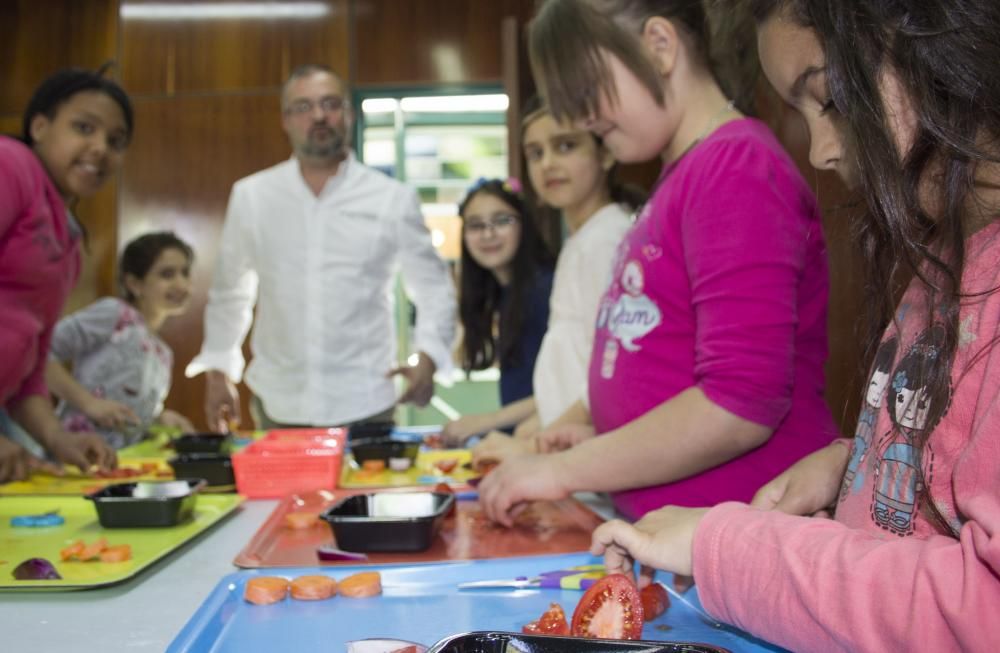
168,553,786,652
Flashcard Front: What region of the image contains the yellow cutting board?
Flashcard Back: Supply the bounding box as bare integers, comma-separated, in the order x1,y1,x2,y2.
339,448,479,488
0,458,173,496
0,493,243,590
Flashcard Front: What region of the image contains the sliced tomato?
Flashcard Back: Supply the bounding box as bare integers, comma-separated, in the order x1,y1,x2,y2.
522,602,569,635
361,459,386,472
640,583,670,620
570,573,644,640
433,458,459,473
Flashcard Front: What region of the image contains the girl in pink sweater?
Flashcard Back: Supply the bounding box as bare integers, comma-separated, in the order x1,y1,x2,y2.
0,67,132,482
592,1,1000,651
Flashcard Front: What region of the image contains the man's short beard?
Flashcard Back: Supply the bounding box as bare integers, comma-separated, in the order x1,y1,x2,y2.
302,132,346,159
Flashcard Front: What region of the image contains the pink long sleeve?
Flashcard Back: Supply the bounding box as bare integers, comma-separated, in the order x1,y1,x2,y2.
693,498,1000,652
692,221,1000,652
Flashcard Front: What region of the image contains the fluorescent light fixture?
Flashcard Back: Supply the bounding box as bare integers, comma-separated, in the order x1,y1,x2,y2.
400,94,509,113
361,98,399,114
121,2,330,20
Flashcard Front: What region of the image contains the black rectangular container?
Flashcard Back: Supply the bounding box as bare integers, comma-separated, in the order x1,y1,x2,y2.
320,491,454,552
85,479,205,528
168,454,235,489
173,433,232,455
426,632,731,653
347,421,395,442
349,437,421,470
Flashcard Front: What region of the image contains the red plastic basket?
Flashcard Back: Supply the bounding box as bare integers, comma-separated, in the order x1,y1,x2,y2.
232,429,345,499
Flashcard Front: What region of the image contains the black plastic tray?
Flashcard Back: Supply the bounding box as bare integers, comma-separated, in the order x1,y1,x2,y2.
347,421,395,442
349,436,421,469
427,632,731,653
85,479,205,528
168,453,235,489
173,433,232,455
320,491,454,552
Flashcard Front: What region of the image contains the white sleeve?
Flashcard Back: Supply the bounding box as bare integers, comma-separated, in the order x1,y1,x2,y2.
393,185,457,377
185,183,259,381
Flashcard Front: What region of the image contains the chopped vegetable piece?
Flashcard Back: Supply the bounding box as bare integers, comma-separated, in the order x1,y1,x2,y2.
244,576,290,605
77,538,108,561
361,460,386,472
339,571,382,598
290,574,337,600
523,603,570,635
98,544,132,563
640,583,670,620
12,558,61,580
60,540,85,561
284,512,320,530
571,574,644,639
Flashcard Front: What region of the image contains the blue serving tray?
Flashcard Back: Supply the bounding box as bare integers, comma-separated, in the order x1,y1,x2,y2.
168,553,786,653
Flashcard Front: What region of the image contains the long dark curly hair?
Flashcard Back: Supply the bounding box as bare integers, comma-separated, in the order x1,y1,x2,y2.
457,180,555,373
751,0,1000,536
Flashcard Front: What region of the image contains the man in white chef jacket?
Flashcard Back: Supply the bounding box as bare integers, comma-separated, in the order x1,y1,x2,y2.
186,64,456,431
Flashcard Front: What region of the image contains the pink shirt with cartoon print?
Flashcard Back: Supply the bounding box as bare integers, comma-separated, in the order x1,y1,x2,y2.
693,221,1000,652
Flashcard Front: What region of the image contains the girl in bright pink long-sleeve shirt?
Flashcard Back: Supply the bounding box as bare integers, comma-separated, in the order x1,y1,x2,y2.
592,2,1000,651
0,67,132,482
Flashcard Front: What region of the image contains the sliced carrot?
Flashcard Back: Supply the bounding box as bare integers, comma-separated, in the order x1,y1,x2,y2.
244,576,290,605
290,574,337,601
338,571,382,598
60,540,86,561
361,459,386,472
78,538,108,561
99,544,132,563
284,512,320,530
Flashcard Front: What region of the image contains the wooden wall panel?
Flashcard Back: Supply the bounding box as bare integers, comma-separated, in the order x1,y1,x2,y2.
120,93,293,428
121,0,348,95
0,0,119,115
353,0,531,85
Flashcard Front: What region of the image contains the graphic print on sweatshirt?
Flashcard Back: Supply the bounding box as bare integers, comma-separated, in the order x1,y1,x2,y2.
868,325,951,537
596,258,663,379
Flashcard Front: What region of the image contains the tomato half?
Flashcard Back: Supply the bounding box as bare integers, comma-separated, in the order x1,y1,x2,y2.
523,602,569,635
640,583,670,620
570,574,644,640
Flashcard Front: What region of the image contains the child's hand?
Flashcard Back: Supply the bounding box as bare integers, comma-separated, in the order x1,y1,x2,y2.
0,436,60,482
46,431,117,473
471,430,535,468
750,440,851,517
82,396,139,430
536,423,595,453
441,415,491,447
477,452,572,527
157,409,195,433
591,506,711,580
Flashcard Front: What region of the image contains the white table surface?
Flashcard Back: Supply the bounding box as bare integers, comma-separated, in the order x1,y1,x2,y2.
0,493,615,652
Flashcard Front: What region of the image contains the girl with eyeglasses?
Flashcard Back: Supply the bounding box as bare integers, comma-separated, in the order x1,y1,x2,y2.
442,178,555,446
451,98,643,451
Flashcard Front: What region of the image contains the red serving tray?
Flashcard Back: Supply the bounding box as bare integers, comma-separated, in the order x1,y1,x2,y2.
233,488,606,568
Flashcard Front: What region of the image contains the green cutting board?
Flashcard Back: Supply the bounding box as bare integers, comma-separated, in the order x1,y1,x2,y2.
0,494,243,590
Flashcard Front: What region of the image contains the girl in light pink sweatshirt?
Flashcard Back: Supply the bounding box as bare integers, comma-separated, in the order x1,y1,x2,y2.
590,1,1000,651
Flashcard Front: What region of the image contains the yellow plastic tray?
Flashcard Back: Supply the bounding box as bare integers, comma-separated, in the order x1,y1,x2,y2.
339,448,479,488
0,493,243,590
0,458,176,496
